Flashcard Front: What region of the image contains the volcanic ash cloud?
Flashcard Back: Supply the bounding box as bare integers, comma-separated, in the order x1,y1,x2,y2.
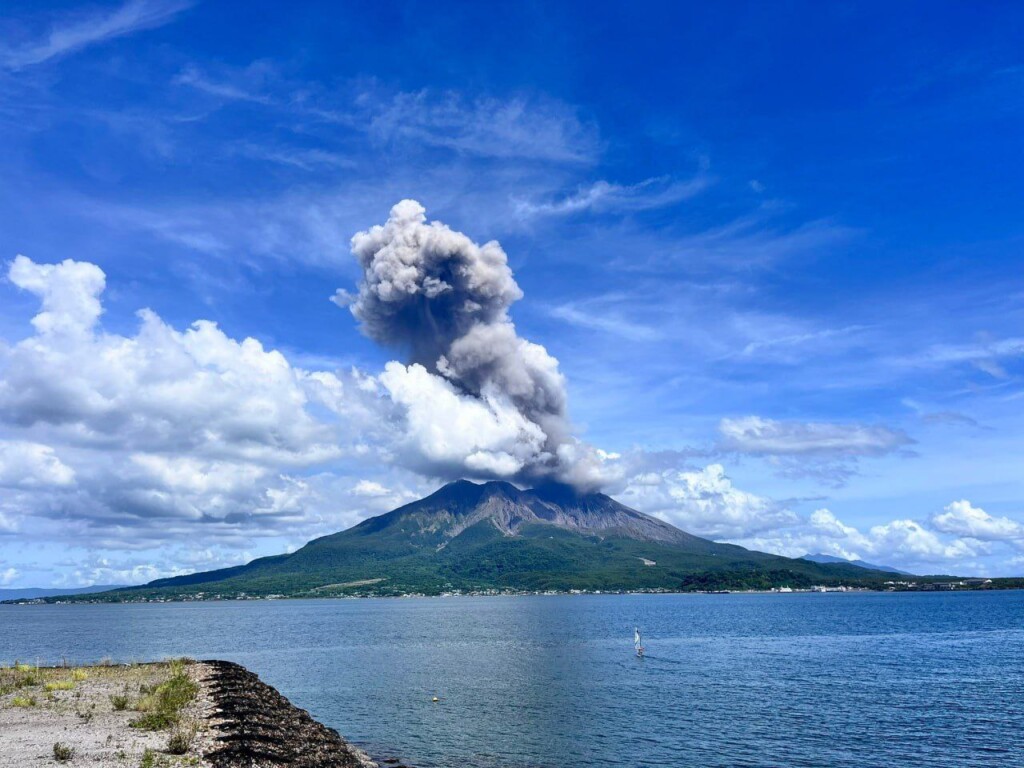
335,199,614,489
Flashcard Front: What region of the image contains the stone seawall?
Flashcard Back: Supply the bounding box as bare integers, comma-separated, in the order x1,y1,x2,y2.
200,660,378,768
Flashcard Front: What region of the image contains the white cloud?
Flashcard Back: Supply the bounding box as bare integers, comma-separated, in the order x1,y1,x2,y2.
512,175,710,218
379,362,549,479
719,416,912,457
8,255,105,335
1,0,192,71
620,464,798,539
0,441,75,488
866,518,981,562
352,480,390,497
0,512,17,534
733,506,990,573
931,500,1024,544
0,256,395,552
618,458,1011,574
913,337,1024,379
368,91,599,163
3,256,346,466
0,567,19,586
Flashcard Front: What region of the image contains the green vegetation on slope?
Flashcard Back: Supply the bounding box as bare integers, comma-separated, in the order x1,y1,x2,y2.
15,480,986,602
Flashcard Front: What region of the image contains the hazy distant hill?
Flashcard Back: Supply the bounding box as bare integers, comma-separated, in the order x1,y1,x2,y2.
39,480,905,601
0,585,128,601
802,553,914,576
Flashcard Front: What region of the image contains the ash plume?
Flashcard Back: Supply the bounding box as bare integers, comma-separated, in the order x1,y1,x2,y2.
335,200,614,489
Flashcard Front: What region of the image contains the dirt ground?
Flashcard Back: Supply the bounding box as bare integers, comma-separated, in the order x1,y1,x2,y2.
1,660,381,768
0,660,212,768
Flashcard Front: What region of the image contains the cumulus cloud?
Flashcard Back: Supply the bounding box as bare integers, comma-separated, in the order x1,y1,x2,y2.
351,480,390,497
726,505,990,573
0,255,400,554
3,255,346,465
0,440,75,488
931,500,1024,545
337,200,615,488
616,465,1013,573
618,464,798,538
0,567,19,586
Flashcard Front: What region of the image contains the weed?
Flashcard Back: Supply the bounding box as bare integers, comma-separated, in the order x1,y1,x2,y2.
166,725,194,754
71,669,88,682
11,695,36,707
139,748,168,768
110,693,131,711
130,667,197,731
44,681,75,692
52,742,74,762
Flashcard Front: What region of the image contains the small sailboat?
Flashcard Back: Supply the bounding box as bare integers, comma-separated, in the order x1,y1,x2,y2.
634,627,645,657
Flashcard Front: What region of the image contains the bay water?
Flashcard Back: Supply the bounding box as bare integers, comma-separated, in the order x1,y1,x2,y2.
2,591,1021,767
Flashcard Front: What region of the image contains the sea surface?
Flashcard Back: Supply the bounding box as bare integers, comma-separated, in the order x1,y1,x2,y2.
1,591,1022,767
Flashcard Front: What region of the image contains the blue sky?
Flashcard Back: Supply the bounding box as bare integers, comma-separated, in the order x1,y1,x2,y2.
2,0,1024,586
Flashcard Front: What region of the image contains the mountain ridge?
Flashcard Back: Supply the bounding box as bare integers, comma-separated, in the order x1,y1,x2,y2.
25,481,911,601
801,552,914,576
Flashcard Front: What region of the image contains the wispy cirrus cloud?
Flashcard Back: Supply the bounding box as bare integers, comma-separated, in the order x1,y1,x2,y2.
172,63,599,164
547,293,664,342
367,90,600,163
512,173,711,218
173,62,274,104
0,0,192,71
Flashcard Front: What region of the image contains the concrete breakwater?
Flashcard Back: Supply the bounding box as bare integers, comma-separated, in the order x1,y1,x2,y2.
1,659,388,768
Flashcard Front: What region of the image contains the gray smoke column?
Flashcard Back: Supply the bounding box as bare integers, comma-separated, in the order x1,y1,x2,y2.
336,200,613,489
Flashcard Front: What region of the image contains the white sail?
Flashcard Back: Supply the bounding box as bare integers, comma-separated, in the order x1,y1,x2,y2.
634,628,642,649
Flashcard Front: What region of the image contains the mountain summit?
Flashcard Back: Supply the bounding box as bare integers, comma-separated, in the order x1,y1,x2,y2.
357,479,698,546
59,481,899,600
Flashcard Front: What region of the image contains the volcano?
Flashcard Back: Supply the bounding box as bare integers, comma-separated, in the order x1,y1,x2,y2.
78,480,895,599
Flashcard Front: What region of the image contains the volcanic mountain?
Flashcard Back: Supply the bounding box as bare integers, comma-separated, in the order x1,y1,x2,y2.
78,480,895,600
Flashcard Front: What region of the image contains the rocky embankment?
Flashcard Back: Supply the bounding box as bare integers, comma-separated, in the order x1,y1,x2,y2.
201,660,377,768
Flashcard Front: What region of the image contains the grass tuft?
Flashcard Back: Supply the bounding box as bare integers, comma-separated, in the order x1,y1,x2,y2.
11,695,36,707
71,669,88,681
45,681,76,692
110,693,131,711
130,662,197,731
166,724,195,755
53,742,74,762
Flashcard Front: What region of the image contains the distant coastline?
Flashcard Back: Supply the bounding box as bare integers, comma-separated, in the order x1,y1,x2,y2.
5,577,1022,606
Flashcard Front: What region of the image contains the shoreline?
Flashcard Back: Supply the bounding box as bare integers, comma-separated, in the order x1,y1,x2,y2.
4,582,1019,606
1,660,383,768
